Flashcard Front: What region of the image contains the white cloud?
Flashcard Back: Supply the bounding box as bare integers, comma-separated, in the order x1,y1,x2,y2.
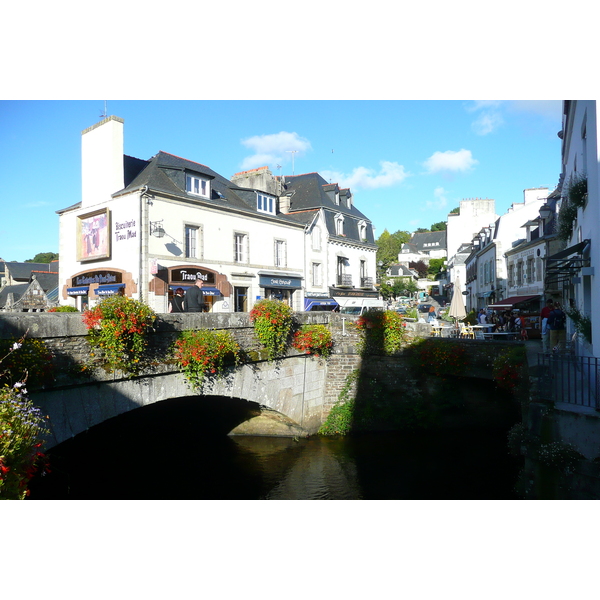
425,186,449,211
423,149,478,173
472,111,504,135
240,131,312,170
321,161,409,191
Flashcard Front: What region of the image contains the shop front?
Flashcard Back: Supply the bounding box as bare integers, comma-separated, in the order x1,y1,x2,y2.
488,294,541,338
65,269,130,310
166,266,231,312
258,272,303,308
304,293,339,312
330,286,379,308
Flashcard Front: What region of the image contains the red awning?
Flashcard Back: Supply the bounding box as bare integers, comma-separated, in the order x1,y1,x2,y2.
487,295,540,309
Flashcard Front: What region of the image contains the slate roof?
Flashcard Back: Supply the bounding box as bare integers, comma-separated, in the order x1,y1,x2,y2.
30,271,59,291
408,230,447,251
0,283,28,308
117,151,307,227
277,172,375,243
3,262,59,282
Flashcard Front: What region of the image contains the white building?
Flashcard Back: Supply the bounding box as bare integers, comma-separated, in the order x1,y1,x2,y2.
551,100,598,355
446,198,498,273
57,116,377,314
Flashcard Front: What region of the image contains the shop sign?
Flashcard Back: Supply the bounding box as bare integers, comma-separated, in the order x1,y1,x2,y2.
328,287,379,298
114,217,137,242
171,268,215,285
73,271,122,286
260,275,302,289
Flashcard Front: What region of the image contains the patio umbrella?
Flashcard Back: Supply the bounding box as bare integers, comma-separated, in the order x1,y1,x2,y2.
448,275,467,324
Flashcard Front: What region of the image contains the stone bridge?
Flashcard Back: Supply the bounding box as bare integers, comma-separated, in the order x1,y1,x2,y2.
0,312,518,449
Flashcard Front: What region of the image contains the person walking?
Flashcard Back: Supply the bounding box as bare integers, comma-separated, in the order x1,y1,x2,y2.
169,287,185,313
548,302,567,352
184,278,206,312
428,305,436,323
540,299,554,353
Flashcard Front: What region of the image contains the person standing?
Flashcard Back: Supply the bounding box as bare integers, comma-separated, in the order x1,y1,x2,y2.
548,302,567,352
170,287,185,313
540,299,554,353
184,279,206,312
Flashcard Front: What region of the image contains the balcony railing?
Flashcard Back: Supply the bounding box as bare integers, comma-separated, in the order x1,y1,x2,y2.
360,277,373,288
538,353,600,409
336,274,353,287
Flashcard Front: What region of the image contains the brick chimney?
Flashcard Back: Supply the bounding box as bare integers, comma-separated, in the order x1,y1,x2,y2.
81,116,124,208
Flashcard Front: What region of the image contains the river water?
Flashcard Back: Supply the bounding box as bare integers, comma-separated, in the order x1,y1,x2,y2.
28,402,522,500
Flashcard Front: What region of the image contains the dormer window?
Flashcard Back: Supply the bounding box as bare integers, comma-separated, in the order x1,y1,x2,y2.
257,192,275,215
358,220,367,240
186,174,209,197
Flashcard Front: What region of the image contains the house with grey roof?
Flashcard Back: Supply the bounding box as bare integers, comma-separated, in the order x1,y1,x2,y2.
231,168,378,310
0,261,59,312
57,116,378,314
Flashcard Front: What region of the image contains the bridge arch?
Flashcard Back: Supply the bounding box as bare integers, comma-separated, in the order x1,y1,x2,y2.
33,356,324,449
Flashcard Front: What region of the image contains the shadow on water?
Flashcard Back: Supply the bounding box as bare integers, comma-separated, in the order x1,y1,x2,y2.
28,393,523,500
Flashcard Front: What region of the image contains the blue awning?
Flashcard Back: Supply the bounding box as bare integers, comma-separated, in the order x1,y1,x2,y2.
168,285,222,296
304,298,338,311
202,287,221,296
95,284,125,296
67,286,89,296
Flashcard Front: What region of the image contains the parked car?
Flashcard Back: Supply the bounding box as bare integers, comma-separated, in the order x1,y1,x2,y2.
395,306,407,315
417,304,433,313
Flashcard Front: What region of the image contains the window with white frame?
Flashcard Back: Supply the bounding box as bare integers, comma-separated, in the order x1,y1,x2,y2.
312,226,321,250
185,225,200,258
335,214,344,236
274,239,287,267
186,174,209,197
312,262,322,286
257,193,275,215
234,232,248,263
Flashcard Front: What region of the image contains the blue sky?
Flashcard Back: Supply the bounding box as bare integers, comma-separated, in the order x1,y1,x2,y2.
0,99,563,262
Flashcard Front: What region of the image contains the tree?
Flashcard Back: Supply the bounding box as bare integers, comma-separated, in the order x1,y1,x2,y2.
428,258,446,279
414,227,429,233
409,260,428,278
26,252,59,263
430,221,446,231
449,207,459,214
375,229,410,274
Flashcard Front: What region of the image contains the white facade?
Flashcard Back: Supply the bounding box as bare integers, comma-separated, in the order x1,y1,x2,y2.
59,117,307,313
556,100,599,354
446,198,497,265
58,117,377,314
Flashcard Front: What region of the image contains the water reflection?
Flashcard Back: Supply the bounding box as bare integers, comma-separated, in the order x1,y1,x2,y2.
29,427,521,500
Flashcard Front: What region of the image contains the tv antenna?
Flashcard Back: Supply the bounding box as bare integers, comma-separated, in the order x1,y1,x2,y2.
100,101,108,119
287,150,298,176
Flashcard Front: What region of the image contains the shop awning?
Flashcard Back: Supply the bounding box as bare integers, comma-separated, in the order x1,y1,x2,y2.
201,287,221,296
67,286,89,296
168,285,221,296
95,283,125,296
304,298,339,311
545,239,591,284
488,295,540,309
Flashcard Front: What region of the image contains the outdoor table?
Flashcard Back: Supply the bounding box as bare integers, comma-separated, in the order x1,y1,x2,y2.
483,331,516,341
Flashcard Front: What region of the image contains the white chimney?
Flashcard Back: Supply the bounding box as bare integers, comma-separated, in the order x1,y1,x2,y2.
81,116,124,208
